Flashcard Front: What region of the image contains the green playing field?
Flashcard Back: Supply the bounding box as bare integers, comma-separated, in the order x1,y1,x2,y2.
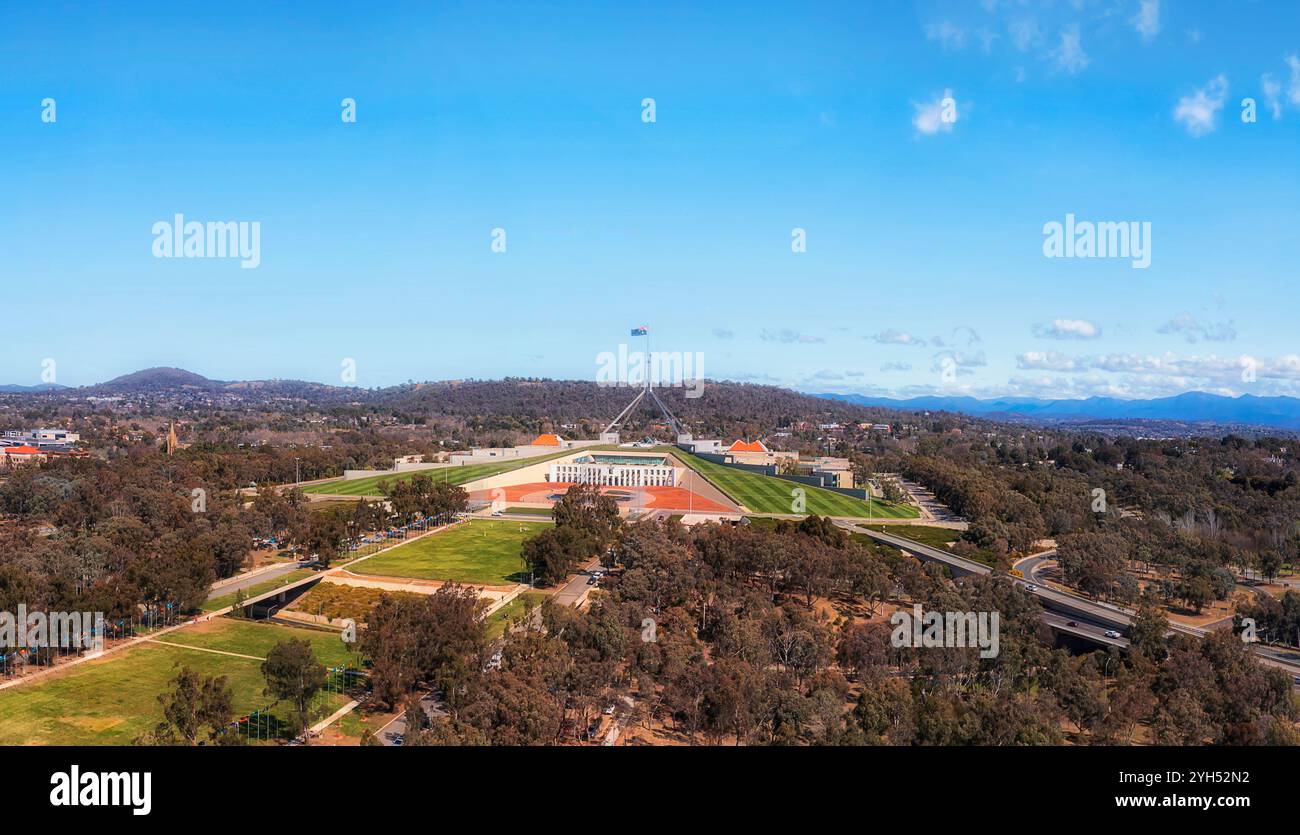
0,618,352,745
346,519,547,584
298,449,575,496
668,448,919,518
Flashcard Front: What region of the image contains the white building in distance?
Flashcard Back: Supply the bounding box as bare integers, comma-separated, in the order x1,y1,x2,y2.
549,453,681,488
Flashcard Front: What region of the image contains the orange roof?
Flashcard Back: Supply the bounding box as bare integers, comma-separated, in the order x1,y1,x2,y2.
530,433,564,447
727,439,768,453
2,446,41,455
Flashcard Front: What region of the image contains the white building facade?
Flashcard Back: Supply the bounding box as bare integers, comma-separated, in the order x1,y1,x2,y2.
549,454,680,488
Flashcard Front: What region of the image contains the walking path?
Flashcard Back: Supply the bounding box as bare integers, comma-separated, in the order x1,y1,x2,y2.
145,637,266,661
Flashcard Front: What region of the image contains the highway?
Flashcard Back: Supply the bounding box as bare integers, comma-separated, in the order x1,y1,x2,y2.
844,523,1300,680
1040,611,1128,650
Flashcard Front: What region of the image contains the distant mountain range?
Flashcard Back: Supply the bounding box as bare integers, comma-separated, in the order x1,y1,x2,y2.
816,391,1300,431
7,368,1299,431
0,383,67,393
0,368,354,398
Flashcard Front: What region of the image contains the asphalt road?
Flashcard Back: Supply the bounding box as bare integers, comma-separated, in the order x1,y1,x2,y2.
378,694,448,746
552,557,603,608
1039,611,1128,649
205,561,306,601
848,523,1300,680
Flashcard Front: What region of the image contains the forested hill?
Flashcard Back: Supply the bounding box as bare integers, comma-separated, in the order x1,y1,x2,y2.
380,379,904,438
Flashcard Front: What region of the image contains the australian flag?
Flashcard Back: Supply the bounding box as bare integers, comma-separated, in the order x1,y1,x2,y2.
630,326,648,336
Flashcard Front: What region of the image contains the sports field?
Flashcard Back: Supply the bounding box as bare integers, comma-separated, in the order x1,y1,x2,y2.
668,449,918,518
299,449,575,496
0,619,352,745
346,519,546,585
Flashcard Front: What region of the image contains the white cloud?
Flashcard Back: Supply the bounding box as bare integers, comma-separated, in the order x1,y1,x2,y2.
1050,25,1090,74
1174,74,1228,137
1130,0,1160,42
932,350,987,370
924,21,966,50
1033,318,1102,340
1017,351,1081,372
759,328,823,344
1008,18,1040,52
1262,74,1283,120
1287,54,1300,106
912,88,958,135
1007,349,1300,386
712,327,734,339
869,329,927,346
1157,312,1237,343
880,362,912,372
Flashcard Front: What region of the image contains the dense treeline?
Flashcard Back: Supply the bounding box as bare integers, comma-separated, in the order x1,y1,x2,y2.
0,449,410,622
903,432,1300,612
364,517,1297,746
384,379,899,442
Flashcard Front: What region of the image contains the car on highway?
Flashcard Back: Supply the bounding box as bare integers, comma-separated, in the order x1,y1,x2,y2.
1025,584,1038,592
1066,621,1078,627
1104,630,1122,639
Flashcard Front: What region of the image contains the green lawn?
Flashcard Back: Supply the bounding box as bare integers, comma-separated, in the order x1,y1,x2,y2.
202,569,315,612
0,619,350,745
485,591,548,639
299,449,575,496
505,506,555,516
347,519,548,585
153,618,353,668
668,448,918,518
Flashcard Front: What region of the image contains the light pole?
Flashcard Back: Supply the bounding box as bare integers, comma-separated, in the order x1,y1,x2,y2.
294,457,301,485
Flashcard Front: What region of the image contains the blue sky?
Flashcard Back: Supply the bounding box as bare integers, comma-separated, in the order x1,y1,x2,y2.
3,0,1299,399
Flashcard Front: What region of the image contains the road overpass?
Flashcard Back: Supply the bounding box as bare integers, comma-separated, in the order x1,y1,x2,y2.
844,523,1300,680
204,571,324,618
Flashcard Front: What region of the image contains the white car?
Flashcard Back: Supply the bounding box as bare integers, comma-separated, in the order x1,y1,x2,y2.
1104,630,1122,639
1024,584,1038,592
